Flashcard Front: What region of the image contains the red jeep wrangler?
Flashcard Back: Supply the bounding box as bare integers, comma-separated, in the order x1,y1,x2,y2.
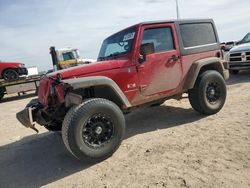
17,19,229,162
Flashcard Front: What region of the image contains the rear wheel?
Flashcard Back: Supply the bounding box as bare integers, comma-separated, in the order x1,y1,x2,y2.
3,69,19,81
188,70,227,115
229,70,239,75
62,98,125,162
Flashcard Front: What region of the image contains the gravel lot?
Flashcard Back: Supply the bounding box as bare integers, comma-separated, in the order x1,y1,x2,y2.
0,72,249,188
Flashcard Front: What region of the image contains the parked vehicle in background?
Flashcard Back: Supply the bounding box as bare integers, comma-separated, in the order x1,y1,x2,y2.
17,19,229,162
226,32,250,74
0,62,28,81
50,47,96,70
224,41,235,51
237,32,250,45
221,41,235,52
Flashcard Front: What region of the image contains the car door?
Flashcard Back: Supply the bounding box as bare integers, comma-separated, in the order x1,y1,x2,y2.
136,23,182,96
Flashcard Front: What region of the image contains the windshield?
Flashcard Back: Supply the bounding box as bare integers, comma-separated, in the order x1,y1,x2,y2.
62,52,75,61
239,33,250,44
98,27,136,61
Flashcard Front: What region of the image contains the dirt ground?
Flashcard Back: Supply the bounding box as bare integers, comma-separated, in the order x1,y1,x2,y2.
0,72,249,188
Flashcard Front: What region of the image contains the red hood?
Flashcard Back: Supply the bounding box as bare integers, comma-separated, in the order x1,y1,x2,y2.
51,59,130,79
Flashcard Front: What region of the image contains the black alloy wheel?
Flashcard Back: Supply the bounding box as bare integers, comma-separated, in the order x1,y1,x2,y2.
206,82,221,104
82,114,114,149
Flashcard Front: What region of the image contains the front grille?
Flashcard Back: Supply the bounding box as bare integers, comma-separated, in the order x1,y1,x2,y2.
230,51,250,63
230,53,241,57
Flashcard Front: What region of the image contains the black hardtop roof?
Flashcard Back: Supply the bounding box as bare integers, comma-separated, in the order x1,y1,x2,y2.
140,18,214,25
104,19,214,39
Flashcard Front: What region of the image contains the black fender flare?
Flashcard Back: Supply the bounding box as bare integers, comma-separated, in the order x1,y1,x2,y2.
63,76,132,108
184,57,229,90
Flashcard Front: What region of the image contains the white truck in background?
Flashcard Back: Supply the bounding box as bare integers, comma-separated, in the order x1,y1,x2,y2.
50,47,96,71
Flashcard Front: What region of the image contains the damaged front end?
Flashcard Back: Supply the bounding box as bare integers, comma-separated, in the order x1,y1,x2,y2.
16,74,68,132
16,102,40,132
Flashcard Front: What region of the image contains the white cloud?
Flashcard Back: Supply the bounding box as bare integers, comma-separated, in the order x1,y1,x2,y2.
0,0,249,71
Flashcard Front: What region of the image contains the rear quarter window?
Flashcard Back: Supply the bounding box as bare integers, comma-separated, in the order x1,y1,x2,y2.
180,23,217,48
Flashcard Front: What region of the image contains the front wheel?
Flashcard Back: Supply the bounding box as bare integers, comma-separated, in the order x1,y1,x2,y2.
188,70,227,115
62,98,125,162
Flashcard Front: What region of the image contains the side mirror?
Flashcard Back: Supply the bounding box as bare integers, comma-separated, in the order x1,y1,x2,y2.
139,43,155,63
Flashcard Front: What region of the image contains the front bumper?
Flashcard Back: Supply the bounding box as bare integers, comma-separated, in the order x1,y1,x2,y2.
16,107,35,128
17,67,28,75
229,61,250,70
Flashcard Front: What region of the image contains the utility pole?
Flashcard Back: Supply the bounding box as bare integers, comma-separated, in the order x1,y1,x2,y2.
176,0,180,19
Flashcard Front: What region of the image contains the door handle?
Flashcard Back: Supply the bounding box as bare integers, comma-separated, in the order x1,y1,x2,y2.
169,55,180,62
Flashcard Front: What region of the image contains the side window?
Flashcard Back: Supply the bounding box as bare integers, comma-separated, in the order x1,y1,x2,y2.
180,23,217,48
141,27,175,53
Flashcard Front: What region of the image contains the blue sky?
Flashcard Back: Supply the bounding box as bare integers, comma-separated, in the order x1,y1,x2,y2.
0,0,250,71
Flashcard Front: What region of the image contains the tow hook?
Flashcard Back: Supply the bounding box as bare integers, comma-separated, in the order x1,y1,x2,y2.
27,107,39,133
30,125,39,133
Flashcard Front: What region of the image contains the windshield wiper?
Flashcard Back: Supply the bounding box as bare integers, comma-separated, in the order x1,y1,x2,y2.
98,57,106,61
107,53,119,58
98,53,120,61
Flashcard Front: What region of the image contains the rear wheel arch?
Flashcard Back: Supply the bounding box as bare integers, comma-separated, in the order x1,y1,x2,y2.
199,62,224,77
184,57,225,90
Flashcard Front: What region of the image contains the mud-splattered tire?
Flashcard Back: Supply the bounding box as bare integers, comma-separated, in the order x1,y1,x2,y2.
188,70,227,115
62,98,125,162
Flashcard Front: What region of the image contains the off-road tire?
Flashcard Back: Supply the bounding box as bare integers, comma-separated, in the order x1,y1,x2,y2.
62,98,125,162
3,69,19,81
188,70,227,115
229,70,239,75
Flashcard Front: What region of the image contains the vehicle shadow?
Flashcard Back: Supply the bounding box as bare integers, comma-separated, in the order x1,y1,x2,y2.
226,70,250,85
0,93,36,103
125,105,203,139
0,104,204,188
0,132,91,188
